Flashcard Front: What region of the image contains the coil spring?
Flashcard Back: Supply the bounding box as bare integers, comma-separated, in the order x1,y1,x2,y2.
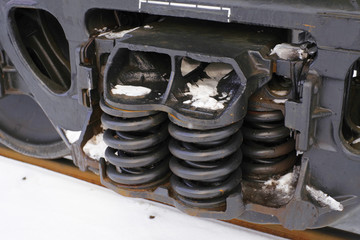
100,99,170,187
168,121,243,209
241,107,296,181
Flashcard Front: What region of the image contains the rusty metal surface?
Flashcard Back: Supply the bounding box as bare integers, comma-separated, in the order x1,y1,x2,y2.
1,145,359,240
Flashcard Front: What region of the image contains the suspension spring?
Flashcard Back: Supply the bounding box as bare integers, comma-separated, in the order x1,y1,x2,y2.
241,106,296,181
168,121,243,209
100,99,170,188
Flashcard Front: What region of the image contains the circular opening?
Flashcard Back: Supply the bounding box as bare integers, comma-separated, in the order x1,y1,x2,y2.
341,59,360,151
13,8,71,94
0,94,68,158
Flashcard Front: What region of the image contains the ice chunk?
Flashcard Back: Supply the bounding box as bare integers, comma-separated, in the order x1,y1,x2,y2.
270,43,308,60
306,185,343,211
83,133,107,161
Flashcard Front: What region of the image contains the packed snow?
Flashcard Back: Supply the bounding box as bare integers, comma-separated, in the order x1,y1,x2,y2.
352,138,360,145
271,90,289,96
264,172,293,194
64,130,82,144
353,70,358,78
183,63,232,111
94,27,108,33
273,99,288,104
306,185,344,211
184,79,226,110
270,43,308,60
111,85,152,97
82,133,107,161
98,27,139,39
263,167,299,197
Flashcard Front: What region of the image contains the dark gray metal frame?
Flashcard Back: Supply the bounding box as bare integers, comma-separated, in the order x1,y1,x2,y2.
1,0,360,233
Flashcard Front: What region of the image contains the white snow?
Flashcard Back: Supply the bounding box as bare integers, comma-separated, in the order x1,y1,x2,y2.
0,156,284,240
183,63,233,110
264,170,297,195
296,150,304,156
352,137,360,145
64,130,81,144
94,27,108,33
184,79,225,110
98,27,139,39
143,25,153,29
181,58,201,76
111,85,151,97
83,133,107,161
261,166,301,204
271,90,289,96
63,155,73,160
273,99,288,104
353,70,358,78
270,43,308,60
306,185,344,211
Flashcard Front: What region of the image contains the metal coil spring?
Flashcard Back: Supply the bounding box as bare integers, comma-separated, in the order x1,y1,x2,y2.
168,121,243,209
100,99,170,187
241,108,296,181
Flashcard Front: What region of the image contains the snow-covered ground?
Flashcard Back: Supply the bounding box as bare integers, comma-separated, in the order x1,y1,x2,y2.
0,156,285,240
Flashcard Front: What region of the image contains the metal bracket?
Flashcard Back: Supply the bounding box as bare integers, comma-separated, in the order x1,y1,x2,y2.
0,49,30,96
285,72,332,151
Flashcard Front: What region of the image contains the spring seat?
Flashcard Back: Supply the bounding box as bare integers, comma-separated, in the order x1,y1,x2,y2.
241,107,296,181
168,121,243,209
100,99,170,187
